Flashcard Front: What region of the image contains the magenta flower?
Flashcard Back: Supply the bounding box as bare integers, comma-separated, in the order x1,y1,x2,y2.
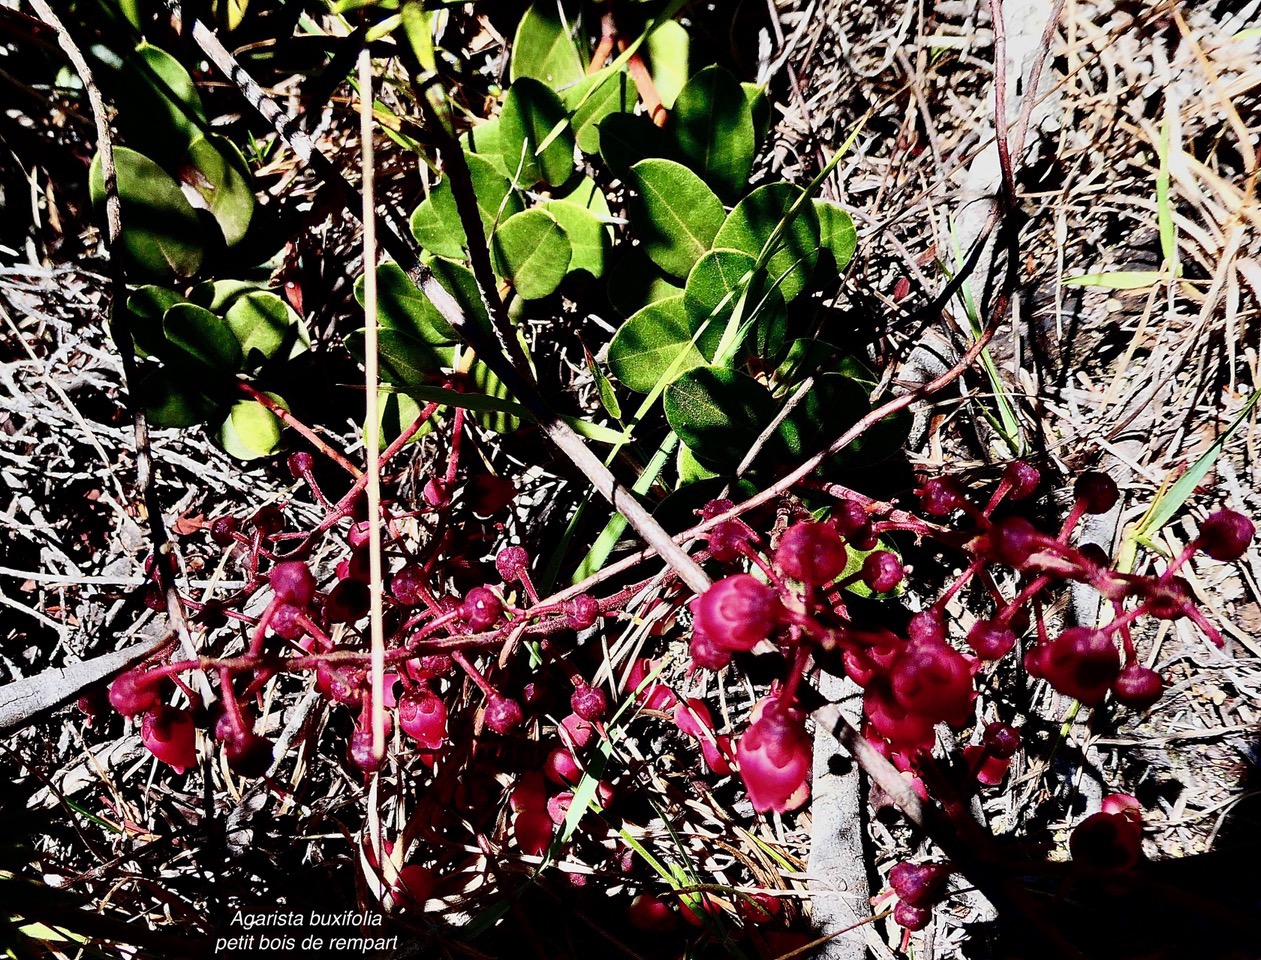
695,574,784,652
736,698,811,813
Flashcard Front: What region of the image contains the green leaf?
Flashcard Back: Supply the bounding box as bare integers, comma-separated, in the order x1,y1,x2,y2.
561,68,634,154
664,366,777,471
598,112,669,181
183,134,255,247
425,256,492,339
743,82,771,147
540,200,610,278
607,250,683,318
774,373,869,460
223,291,309,366
344,328,447,387
410,187,466,260
814,200,857,271
465,153,524,236
628,159,724,278
89,146,205,280
355,262,459,346
162,303,243,373
509,1,585,88
608,296,722,394
499,77,575,188
677,443,718,484
373,388,434,450
137,367,218,427
645,18,689,108
670,65,755,202
491,209,572,299
99,41,207,162
468,359,521,433
714,182,820,302
684,248,786,360
218,397,285,460
125,285,186,357
188,279,259,313
461,118,508,174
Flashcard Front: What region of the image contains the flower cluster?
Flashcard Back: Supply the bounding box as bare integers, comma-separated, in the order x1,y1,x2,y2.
688,464,1252,928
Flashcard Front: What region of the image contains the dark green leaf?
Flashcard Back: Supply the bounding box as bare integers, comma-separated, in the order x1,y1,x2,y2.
597,112,669,180
354,263,458,350
137,367,218,427
608,296,722,394
664,366,778,471
583,344,621,419
162,303,243,372
466,153,525,235
713,182,820,302
491,209,571,299
125,285,185,357
774,373,869,460
499,77,575,188
509,2,585,88
606,250,683,318
344,328,448,386
188,279,259,313
89,146,205,280
743,82,771,148
628,159,724,279
224,291,310,366
671,65,755,202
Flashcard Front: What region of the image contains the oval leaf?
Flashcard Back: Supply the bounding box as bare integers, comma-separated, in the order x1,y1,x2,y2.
224,291,310,366
713,182,820,302
540,200,610,279
664,365,778,471
815,200,857,272
184,134,255,247
89,146,205,279
491,209,571,300
356,263,459,346
628,158,725,279
499,77,575,188
163,303,243,373
138,367,218,428
562,68,634,154
218,397,285,460
607,295,721,394
607,250,683,318
510,2,585,88
670,65,756,202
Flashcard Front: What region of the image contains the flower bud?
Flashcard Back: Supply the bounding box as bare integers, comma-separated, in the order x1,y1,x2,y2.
270,561,316,608
775,521,846,584
1075,472,1119,514
695,575,784,651
398,687,447,751
1197,509,1255,561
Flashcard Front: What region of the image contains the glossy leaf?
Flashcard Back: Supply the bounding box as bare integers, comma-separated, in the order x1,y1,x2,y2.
628,159,724,279
218,397,285,461
223,291,310,366
89,146,205,279
510,2,585,88
671,65,755,202
184,133,255,247
499,77,575,188
126,285,186,357
743,82,771,148
465,153,525,235
162,303,243,373
607,295,721,394
189,279,259,313
344,328,448,386
814,200,857,271
137,368,218,428
561,68,633,154
713,182,820,302
684,248,786,361
664,366,777,471
491,209,572,299
461,119,509,175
